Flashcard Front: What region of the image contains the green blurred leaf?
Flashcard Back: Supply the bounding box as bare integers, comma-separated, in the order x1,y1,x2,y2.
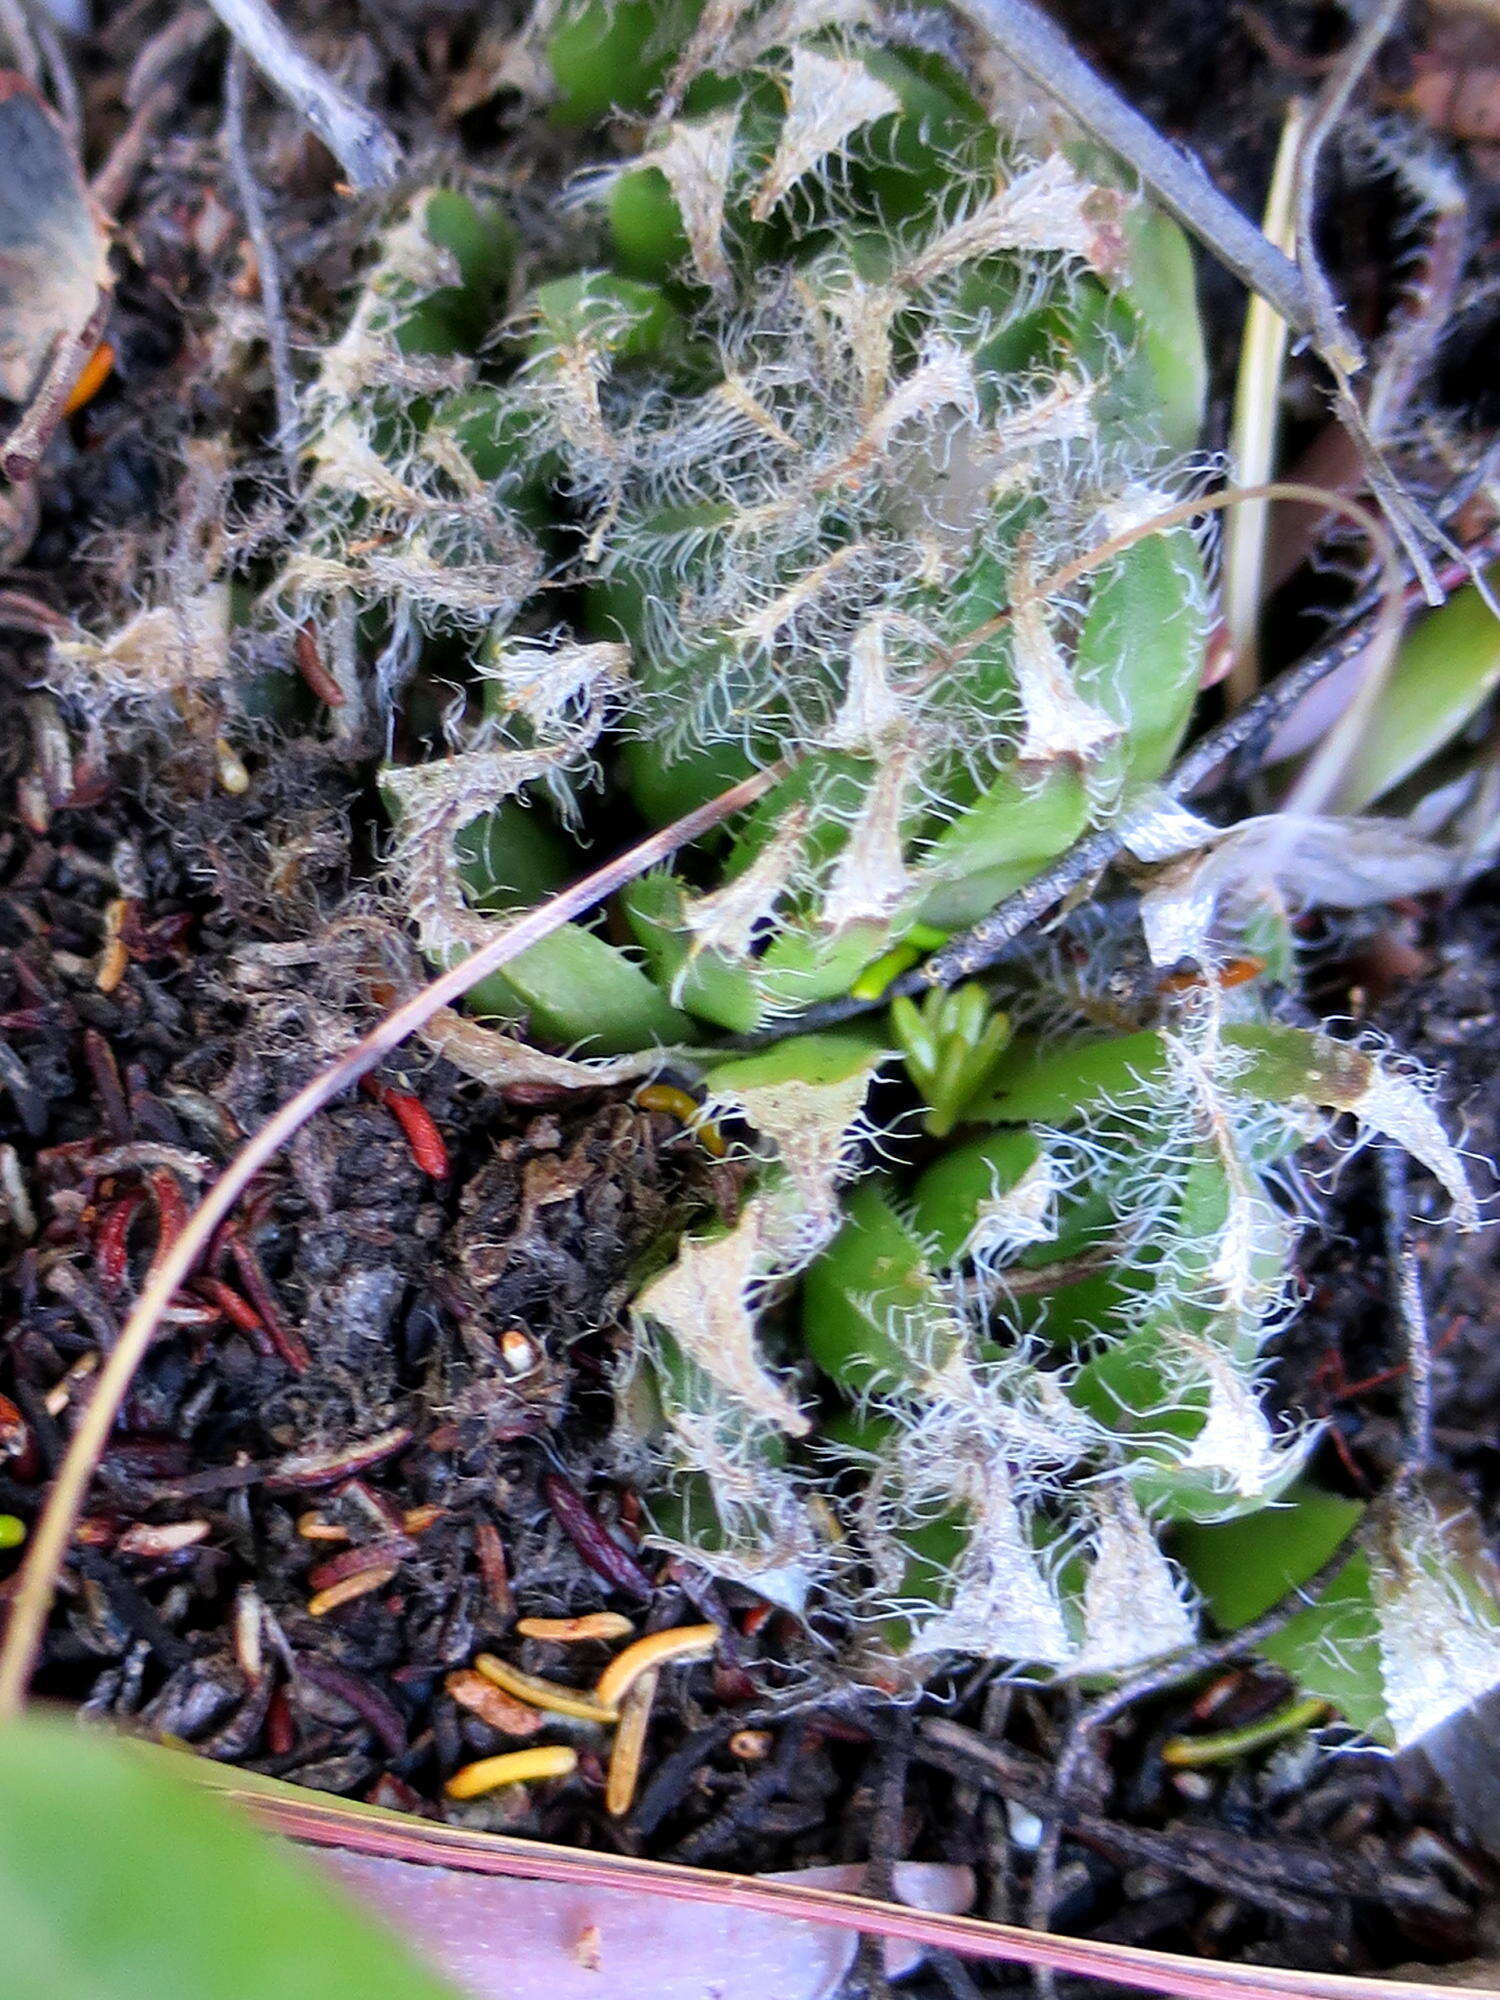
393,191,515,358
1333,567,1500,812
1106,204,1207,454
704,1029,888,1093
547,0,704,123
915,764,1088,931
0,1717,458,2000
906,1127,1041,1264
1075,530,1207,786
979,1029,1169,1125
531,271,684,361
622,871,767,1033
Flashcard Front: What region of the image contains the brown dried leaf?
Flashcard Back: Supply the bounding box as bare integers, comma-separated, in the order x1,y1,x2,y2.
414,1004,675,1092
632,1199,811,1435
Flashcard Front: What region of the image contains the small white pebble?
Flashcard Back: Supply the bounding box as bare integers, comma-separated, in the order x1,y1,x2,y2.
1172,1770,1215,1802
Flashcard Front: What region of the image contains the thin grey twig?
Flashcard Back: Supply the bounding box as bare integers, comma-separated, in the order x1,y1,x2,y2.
1290,0,1402,380
92,81,180,214
125,5,214,106
204,0,402,190
1022,1527,1366,1946
1289,0,1452,604
1355,520,1500,622
0,0,41,85
930,1953,990,2000
223,46,300,479
1331,387,1455,608
25,0,81,150
942,0,1339,363
93,12,216,215
1022,1811,1069,1973
959,0,1461,614
851,1719,913,2000
1026,1688,1079,2000
1,295,110,482
1378,1142,1435,1477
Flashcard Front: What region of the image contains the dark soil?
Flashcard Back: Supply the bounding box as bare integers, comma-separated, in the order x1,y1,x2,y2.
1,3,1498,1995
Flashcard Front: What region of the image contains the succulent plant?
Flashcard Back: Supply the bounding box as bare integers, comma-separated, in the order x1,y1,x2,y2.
805,1004,1478,1681
361,0,1210,1043
226,0,1491,1738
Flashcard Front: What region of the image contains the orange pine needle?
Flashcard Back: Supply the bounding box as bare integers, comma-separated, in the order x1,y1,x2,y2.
473,1653,619,1724
306,1563,398,1616
605,1668,658,1817
515,1612,636,1644
63,340,114,417
444,1745,578,1800
594,1623,718,1711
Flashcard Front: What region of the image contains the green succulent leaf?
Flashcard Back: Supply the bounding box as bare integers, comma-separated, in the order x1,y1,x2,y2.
530,271,686,362
802,1180,961,1399
1094,202,1207,453
1075,528,1208,787
455,802,694,1052
461,924,692,1054
406,190,515,351
1175,1486,1385,1736
979,1030,1170,1126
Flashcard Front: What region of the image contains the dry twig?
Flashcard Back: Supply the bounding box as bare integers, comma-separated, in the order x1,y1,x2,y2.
1379,1143,1436,1478
0,0,40,86
92,10,216,215
222,43,299,475
1,295,110,483
1289,0,1402,386
952,0,1481,618
25,0,79,148
943,0,1342,362
203,0,402,190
